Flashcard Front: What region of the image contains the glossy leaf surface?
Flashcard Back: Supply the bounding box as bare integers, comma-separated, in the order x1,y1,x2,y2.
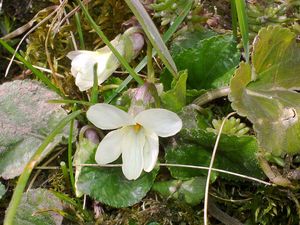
74,135,158,208
152,177,206,205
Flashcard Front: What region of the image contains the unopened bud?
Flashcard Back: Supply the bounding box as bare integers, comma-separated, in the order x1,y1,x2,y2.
128,82,163,116
84,128,100,144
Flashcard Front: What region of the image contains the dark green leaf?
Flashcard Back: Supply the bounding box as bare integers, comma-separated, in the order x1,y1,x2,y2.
179,128,264,179
174,35,240,90
170,29,217,55
186,89,206,104
74,136,158,208
165,144,218,181
152,177,206,205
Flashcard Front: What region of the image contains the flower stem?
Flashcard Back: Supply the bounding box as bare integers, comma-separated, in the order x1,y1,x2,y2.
204,112,236,225
77,0,144,85
192,86,231,106
146,41,155,83
4,110,82,225
124,0,178,77
234,0,250,62
68,118,76,194
105,0,193,103
60,161,71,192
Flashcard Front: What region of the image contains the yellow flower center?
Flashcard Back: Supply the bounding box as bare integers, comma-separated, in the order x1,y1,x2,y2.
134,123,142,132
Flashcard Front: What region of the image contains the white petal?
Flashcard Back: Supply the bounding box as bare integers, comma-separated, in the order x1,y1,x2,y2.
95,41,124,84
70,52,98,91
95,129,124,165
87,103,135,130
143,131,159,172
121,127,145,180
68,50,114,91
67,50,91,60
75,72,94,91
135,109,182,137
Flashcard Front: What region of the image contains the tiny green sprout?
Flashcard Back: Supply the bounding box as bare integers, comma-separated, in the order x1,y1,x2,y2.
206,117,250,136
151,0,189,26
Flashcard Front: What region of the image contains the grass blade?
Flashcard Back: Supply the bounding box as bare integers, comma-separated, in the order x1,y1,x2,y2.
77,0,144,85
105,0,193,103
48,99,93,106
75,11,85,50
0,39,64,97
51,190,93,221
231,0,238,40
4,110,82,225
124,0,178,77
68,118,76,194
234,0,249,62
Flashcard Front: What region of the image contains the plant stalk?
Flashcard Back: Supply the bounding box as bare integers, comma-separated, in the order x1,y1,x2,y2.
68,118,76,193
77,0,144,85
4,110,82,225
105,0,193,103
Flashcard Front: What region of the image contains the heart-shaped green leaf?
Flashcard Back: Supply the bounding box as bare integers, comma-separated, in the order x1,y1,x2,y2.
229,26,300,156
161,34,239,91
0,80,74,179
165,144,218,180
173,35,240,90
176,128,264,179
152,177,206,206
74,135,158,208
170,29,217,55
12,188,63,225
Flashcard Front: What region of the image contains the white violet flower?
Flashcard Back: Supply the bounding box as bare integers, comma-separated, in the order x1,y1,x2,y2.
87,103,182,180
67,28,144,91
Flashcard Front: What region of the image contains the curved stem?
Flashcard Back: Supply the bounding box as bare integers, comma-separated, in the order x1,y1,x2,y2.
204,112,236,225
258,152,293,187
77,0,144,85
74,163,271,186
4,110,82,225
208,200,243,225
193,86,230,107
